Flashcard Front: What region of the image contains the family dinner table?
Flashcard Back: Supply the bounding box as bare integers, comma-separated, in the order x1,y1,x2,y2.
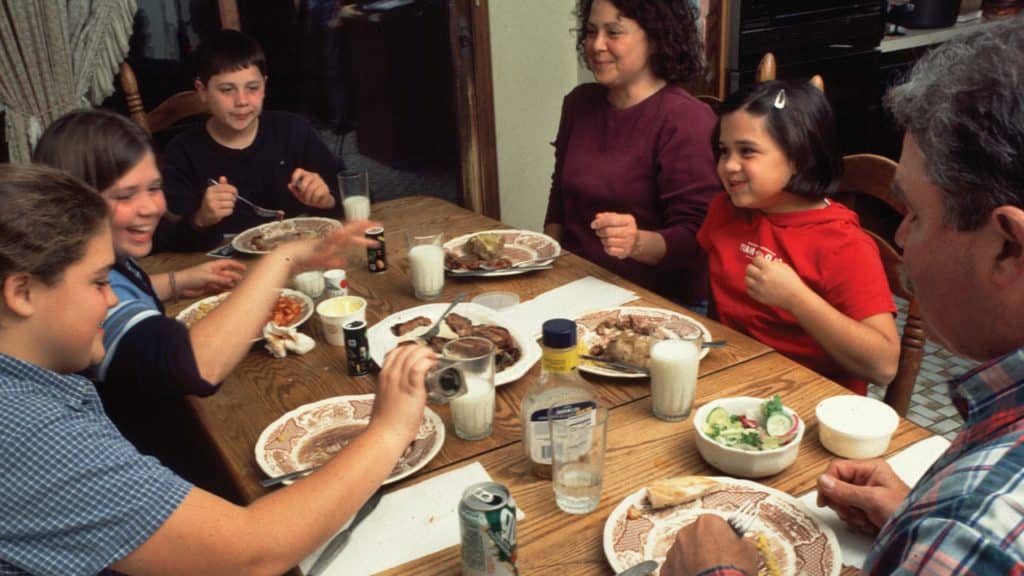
142,196,933,575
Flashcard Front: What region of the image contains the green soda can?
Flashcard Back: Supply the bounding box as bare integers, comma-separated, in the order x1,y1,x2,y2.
459,481,518,575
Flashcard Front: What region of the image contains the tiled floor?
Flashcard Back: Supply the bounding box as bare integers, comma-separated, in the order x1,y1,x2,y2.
868,298,976,441
314,127,973,442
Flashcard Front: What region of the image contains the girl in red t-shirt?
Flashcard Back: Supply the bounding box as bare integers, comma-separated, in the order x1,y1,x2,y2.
697,81,899,394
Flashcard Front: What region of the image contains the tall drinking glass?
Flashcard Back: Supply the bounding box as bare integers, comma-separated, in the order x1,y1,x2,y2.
338,170,370,221
405,228,445,300
424,337,496,441
648,333,702,421
550,406,607,514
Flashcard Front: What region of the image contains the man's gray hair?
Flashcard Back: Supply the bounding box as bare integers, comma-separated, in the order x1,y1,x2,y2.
885,17,1024,230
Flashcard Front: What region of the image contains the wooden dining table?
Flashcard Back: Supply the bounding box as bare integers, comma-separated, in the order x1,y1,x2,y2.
141,196,933,575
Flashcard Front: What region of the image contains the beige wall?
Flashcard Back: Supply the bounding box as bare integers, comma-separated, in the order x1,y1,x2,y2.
488,0,581,231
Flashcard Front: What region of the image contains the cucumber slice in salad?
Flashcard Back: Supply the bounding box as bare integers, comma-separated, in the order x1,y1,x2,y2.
706,407,732,428
765,412,793,437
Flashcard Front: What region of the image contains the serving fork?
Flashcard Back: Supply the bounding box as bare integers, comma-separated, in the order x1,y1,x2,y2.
207,178,284,219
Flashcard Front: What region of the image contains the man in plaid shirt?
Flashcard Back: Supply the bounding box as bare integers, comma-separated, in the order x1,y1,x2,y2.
662,17,1024,576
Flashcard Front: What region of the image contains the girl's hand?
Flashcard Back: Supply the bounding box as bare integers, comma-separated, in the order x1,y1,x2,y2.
177,260,246,298
288,169,335,209
745,255,808,310
591,212,638,259
274,219,379,273
369,343,434,444
194,176,237,228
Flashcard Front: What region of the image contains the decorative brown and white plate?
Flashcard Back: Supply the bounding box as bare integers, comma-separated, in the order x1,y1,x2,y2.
254,394,444,485
443,229,560,276
604,477,841,575
576,307,712,379
232,217,341,255
175,288,314,341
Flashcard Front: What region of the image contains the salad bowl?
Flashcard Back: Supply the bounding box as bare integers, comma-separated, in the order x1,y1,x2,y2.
693,396,804,478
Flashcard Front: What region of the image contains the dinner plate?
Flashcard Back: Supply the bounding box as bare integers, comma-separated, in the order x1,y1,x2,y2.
232,217,341,255
367,302,542,386
576,307,712,379
604,477,841,575
175,288,315,340
254,394,444,485
444,229,560,277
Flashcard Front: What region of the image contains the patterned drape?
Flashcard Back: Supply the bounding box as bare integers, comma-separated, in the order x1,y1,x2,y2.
0,0,136,162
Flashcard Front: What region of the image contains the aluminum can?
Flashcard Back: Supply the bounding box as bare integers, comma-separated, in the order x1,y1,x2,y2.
459,482,518,576
343,320,370,376
366,226,387,273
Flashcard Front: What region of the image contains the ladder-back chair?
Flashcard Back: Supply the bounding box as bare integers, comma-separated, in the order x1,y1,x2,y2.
835,154,926,416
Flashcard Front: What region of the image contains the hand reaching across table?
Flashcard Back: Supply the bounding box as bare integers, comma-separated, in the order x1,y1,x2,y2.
175,259,246,299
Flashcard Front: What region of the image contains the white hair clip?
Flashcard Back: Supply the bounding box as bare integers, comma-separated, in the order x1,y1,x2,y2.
774,89,786,109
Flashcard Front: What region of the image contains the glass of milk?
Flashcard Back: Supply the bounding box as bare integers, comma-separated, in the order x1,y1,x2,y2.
649,334,703,421
405,228,445,300
338,170,371,221
425,337,496,441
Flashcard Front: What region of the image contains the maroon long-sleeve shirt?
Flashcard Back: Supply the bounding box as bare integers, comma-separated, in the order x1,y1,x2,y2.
545,83,721,305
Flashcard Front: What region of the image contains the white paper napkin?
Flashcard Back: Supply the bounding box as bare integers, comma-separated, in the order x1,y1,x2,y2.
497,275,639,338
798,435,952,569
299,461,524,575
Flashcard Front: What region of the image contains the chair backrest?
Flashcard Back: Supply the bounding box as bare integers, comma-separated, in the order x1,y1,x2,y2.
834,153,925,416
119,62,208,136
756,52,776,82
119,0,239,136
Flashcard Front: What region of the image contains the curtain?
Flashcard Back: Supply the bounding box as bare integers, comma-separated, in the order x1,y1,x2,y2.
0,0,136,163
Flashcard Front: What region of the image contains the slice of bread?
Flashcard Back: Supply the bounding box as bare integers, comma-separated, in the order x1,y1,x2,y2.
647,476,719,509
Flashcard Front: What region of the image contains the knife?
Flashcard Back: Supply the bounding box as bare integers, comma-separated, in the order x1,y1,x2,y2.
307,490,384,576
580,354,650,375
615,559,659,576
447,264,554,277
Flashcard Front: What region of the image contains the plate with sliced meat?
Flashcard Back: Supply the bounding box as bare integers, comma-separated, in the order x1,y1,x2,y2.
367,302,542,386
232,217,341,255
444,229,560,276
576,307,712,379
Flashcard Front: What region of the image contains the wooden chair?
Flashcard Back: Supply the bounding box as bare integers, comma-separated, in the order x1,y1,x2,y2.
119,62,208,136
119,0,240,135
756,52,776,82
834,153,926,416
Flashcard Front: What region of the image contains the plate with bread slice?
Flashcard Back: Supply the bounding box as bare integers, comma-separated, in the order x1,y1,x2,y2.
604,476,840,576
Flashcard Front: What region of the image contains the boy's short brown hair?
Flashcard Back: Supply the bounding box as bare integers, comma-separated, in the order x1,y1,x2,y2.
0,164,108,286
194,29,267,85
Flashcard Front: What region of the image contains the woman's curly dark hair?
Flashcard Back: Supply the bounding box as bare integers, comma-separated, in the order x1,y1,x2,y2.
576,0,704,85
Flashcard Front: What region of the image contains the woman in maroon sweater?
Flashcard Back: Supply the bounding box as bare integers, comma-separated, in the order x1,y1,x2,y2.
544,0,721,307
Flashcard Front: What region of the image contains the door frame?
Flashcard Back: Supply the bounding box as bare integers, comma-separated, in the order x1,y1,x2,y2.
449,0,500,219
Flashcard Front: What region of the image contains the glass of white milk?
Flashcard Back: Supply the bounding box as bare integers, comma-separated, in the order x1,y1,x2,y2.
405,228,445,300
648,333,702,421
338,170,371,221
425,337,496,441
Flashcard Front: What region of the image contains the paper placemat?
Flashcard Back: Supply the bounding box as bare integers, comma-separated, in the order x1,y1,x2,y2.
798,435,952,569
299,461,523,575
497,275,639,338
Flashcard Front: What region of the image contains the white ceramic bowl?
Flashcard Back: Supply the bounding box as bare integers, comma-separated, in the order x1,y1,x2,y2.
693,396,804,478
316,295,367,346
816,395,898,459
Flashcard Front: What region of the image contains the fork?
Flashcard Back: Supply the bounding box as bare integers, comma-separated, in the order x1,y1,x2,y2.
207,178,284,219
421,292,467,340
726,500,758,536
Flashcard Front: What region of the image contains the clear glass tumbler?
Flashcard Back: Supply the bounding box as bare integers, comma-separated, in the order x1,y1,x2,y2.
338,170,370,221
405,228,445,300
550,406,607,514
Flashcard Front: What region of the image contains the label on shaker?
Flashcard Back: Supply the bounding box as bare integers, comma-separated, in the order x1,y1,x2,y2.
526,401,597,464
